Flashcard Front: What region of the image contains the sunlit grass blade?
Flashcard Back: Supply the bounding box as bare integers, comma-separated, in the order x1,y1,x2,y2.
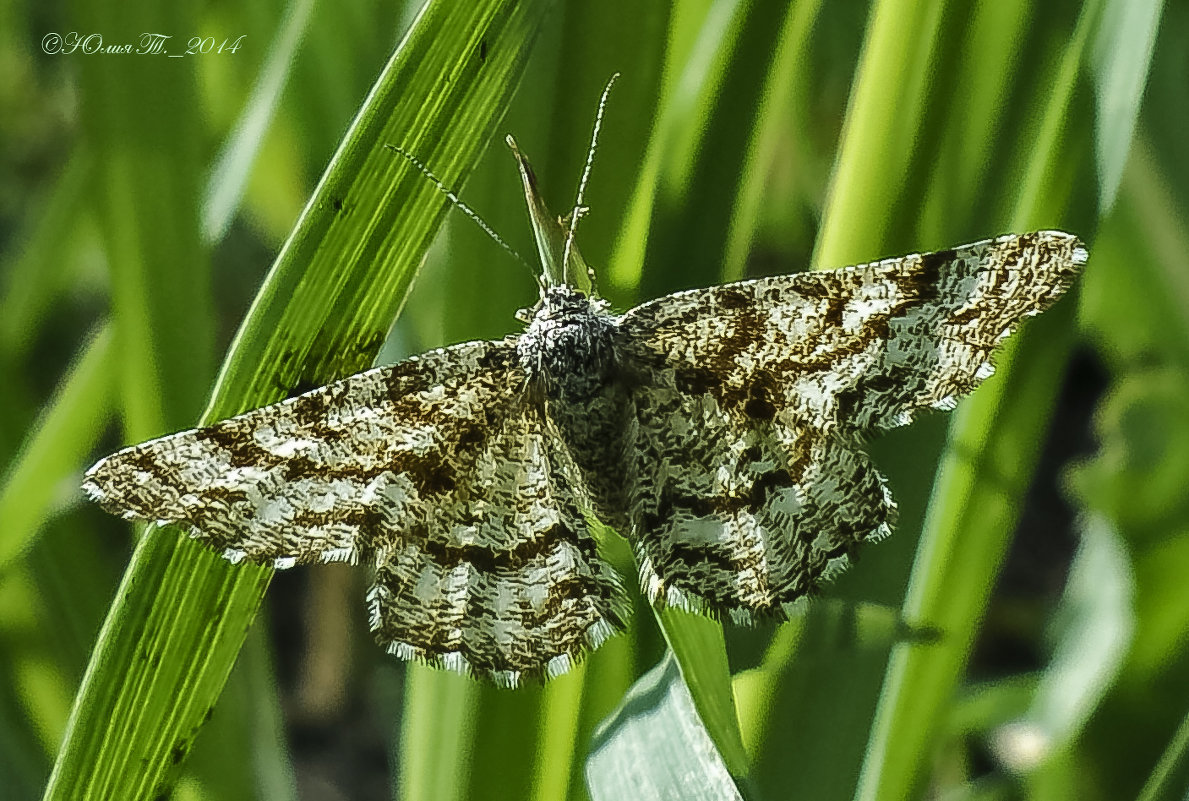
654,608,750,780
914,0,1034,243
0,325,113,573
1089,0,1165,213
732,601,906,763
812,0,950,268
854,0,1164,797
397,671,481,801
612,0,798,299
46,2,552,798
202,0,317,243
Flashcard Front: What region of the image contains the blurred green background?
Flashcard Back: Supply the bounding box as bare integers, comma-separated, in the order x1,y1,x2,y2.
1,0,1187,799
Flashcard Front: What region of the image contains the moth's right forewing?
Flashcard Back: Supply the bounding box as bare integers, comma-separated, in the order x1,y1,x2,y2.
616,231,1087,435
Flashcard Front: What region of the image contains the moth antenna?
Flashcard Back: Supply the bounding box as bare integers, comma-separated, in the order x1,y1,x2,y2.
564,73,619,296
384,144,540,288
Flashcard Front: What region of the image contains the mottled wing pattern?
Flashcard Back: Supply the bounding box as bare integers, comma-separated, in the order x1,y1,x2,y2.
616,231,1087,617
83,339,625,683
621,382,895,619
84,340,517,564
368,404,627,684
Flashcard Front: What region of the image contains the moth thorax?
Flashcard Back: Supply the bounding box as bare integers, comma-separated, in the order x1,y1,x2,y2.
519,286,617,401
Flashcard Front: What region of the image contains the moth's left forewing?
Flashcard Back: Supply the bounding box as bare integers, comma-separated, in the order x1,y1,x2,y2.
82,338,524,566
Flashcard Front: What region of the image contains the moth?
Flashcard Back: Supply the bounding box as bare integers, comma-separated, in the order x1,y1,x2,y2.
84,110,1087,687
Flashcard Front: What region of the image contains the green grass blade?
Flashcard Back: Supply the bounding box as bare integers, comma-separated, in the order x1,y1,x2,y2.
530,667,588,801
202,0,317,243
397,671,481,801
0,325,113,573
812,0,949,268
853,1,1165,797
1089,0,1165,213
632,0,797,299
1009,0,1100,229
0,151,92,362
914,0,1035,243
81,7,216,446
46,2,552,798
654,608,750,779
720,0,825,283
605,0,734,292
1135,706,1189,801
857,323,1081,801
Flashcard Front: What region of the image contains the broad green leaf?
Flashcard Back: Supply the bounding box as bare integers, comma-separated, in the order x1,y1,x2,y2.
586,653,743,801
46,2,552,798
1021,515,1134,751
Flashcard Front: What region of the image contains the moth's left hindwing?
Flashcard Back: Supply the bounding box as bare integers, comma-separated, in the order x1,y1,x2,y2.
616,231,1087,617
84,338,627,683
